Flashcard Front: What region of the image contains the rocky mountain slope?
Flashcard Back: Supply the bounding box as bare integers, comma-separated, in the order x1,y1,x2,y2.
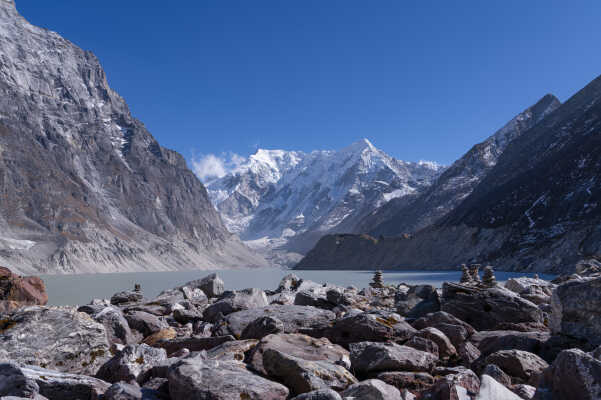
206,139,444,254
298,74,601,273
0,0,266,274
358,94,561,236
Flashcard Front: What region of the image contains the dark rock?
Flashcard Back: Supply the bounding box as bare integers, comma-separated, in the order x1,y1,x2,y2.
262,348,357,395
309,312,416,347
0,363,40,399
470,330,550,358
124,311,167,337
0,267,47,313
484,350,548,384
172,308,203,325
414,327,457,359
349,341,437,375
340,379,401,400
104,383,149,400
421,368,480,400
458,341,481,365
250,333,350,376
203,288,269,322
290,389,342,400
550,276,601,347
404,336,439,358
215,305,335,338
537,348,601,400
111,290,144,306
482,364,512,388
396,285,441,319
96,344,167,384
375,371,435,392
241,316,285,340
441,283,543,331
167,358,289,400
153,335,234,356
0,306,110,375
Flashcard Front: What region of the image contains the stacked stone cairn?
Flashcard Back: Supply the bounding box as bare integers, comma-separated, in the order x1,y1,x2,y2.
370,270,384,288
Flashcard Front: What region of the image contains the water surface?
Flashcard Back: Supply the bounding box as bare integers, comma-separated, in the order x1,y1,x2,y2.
41,268,554,306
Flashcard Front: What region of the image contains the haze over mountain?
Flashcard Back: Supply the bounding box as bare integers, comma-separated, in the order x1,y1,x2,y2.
298,74,601,274
0,0,266,274
202,139,443,261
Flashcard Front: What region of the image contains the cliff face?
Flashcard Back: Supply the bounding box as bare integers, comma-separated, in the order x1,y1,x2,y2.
0,0,266,273
298,74,601,274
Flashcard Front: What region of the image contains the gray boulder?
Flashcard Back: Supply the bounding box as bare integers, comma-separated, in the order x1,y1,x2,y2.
349,342,437,374
111,290,144,306
375,371,435,392
0,363,110,400
204,339,259,362
96,344,167,384
262,349,357,395
153,335,234,356
250,333,350,376
124,311,168,338
78,305,135,346
395,285,441,319
442,283,543,331
216,305,335,338
203,288,269,322
0,306,110,375
538,348,601,400
484,350,548,384
413,327,457,359
104,382,162,400
196,273,225,298
482,364,512,388
470,330,550,358
404,336,439,358
550,276,601,347
340,379,401,400
421,368,480,400
241,316,285,340
167,358,289,400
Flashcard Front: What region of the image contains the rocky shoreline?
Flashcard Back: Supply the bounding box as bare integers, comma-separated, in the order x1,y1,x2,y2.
1,263,600,400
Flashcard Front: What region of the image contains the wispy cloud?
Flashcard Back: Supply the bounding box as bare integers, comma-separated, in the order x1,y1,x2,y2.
191,152,246,183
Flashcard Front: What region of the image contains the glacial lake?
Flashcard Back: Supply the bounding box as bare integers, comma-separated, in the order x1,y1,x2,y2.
41,268,555,306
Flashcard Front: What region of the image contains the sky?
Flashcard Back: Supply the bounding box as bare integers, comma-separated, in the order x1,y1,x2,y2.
16,0,601,176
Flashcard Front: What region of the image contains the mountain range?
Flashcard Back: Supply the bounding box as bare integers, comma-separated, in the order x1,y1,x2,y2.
0,0,266,274
297,74,601,274
205,139,444,260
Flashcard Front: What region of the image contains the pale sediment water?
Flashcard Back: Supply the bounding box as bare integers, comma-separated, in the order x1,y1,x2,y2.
41,268,555,306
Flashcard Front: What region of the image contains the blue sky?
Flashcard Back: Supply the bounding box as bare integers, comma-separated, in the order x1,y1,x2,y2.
17,0,601,172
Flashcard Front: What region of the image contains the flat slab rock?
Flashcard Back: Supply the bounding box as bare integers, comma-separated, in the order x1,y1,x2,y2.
216,305,335,338
350,341,438,374
0,306,111,375
168,358,289,400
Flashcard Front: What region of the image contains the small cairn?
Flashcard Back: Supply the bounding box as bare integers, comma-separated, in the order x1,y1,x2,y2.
370,270,384,288
469,264,481,283
533,274,539,280
460,264,473,284
482,266,497,287
134,283,141,293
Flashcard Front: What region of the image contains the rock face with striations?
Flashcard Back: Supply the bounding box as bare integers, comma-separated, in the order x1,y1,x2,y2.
0,0,266,274
0,266,47,312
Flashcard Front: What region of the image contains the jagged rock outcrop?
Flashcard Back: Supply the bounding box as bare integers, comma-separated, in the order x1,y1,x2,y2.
0,267,47,312
0,0,266,274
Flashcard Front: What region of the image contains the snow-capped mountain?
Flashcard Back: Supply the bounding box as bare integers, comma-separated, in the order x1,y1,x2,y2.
205,139,444,253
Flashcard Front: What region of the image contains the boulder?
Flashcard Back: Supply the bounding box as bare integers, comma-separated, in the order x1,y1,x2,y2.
512,384,536,400
172,308,203,324
167,358,289,400
215,305,335,338
484,350,548,384
404,336,439,358
550,276,601,347
241,316,285,340
0,306,110,375
482,364,512,388
349,342,437,375
475,375,522,400
442,283,543,331
290,389,342,400
504,277,554,297
470,330,550,358
124,311,167,337
142,328,177,346
413,327,457,359
204,339,258,361
421,368,480,400
539,348,601,400
104,382,161,400
374,371,435,392
340,379,401,400
78,305,135,346
0,363,110,400
153,335,234,356
195,273,225,298
96,344,167,384
458,341,481,365
0,267,47,313
395,285,440,319
203,288,269,322
250,333,350,376
262,348,357,395
310,312,416,347
110,290,144,306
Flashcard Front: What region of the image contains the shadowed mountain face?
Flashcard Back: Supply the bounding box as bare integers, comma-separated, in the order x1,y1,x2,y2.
298,74,601,273
0,0,266,274
357,94,561,236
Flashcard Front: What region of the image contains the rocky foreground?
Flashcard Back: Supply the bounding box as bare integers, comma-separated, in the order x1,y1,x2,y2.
1,263,601,400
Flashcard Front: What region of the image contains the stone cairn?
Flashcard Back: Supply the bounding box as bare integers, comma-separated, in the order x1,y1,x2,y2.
482,266,497,287
134,283,141,293
460,264,472,284
370,270,384,288
469,264,481,283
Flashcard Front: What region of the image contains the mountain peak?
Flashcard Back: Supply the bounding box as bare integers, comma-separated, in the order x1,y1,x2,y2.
342,138,377,154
